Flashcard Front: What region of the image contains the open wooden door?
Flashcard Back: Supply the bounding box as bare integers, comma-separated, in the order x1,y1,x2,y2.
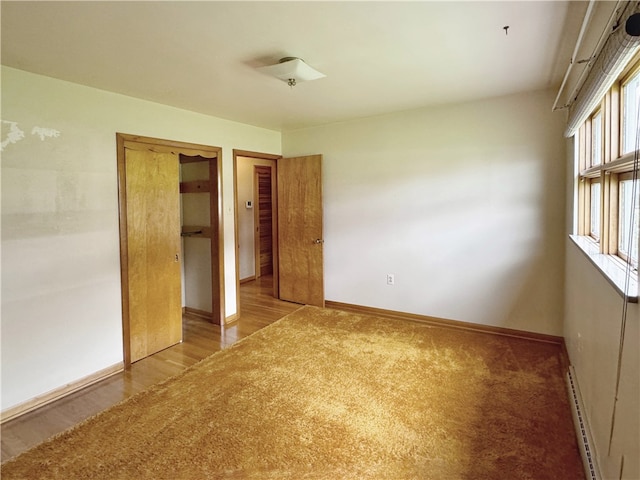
123,147,182,363
277,155,324,307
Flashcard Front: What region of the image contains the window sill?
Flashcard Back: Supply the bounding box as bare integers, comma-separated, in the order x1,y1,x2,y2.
569,235,638,303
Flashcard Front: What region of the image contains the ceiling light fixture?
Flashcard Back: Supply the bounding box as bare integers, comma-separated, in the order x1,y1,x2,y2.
258,57,325,87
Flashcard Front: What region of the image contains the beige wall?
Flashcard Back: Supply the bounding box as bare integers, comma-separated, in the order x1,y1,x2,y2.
283,89,567,336
564,142,640,479
1,67,281,411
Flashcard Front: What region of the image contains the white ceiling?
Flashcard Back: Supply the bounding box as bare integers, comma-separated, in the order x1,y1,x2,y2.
1,1,585,132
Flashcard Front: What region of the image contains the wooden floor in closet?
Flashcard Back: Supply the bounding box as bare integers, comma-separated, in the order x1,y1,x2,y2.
1,275,301,463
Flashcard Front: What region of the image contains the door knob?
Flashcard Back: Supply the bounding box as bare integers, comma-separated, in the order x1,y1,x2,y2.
314,238,324,244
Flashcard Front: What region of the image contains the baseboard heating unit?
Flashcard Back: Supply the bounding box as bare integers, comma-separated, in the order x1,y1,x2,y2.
566,366,600,480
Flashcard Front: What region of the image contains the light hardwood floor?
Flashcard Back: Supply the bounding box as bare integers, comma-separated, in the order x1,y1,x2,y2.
1,276,300,463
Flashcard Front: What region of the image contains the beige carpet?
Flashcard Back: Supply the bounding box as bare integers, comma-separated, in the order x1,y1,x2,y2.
1,306,584,479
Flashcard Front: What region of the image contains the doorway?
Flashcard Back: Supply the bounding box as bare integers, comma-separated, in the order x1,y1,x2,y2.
117,133,224,366
233,150,280,318
179,153,222,322
234,151,280,309
233,150,325,317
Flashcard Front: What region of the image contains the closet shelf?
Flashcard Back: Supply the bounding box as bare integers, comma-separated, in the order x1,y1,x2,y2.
181,225,212,239
180,180,210,194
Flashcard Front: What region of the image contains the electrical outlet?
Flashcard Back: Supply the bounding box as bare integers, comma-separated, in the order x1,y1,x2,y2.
386,273,395,285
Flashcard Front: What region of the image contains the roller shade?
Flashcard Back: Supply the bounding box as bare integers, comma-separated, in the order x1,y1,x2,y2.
565,2,640,138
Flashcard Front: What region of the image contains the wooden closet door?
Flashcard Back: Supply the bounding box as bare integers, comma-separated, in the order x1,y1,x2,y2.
125,148,182,362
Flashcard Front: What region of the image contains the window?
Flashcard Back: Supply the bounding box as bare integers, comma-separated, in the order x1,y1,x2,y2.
590,180,601,240
622,70,640,154
591,110,602,167
618,174,639,268
575,56,640,298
